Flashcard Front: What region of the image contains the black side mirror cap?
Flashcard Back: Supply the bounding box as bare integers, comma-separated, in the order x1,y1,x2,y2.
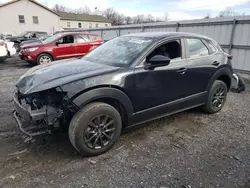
145,55,170,70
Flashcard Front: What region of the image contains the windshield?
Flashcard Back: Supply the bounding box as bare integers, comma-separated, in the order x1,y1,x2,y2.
42,34,62,44
38,35,49,41
83,36,153,67
18,31,29,37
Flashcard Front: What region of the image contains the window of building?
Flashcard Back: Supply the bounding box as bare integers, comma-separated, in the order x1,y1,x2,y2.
33,16,39,24
67,22,71,27
78,23,82,28
18,15,25,24
187,38,209,58
96,23,99,28
89,23,92,28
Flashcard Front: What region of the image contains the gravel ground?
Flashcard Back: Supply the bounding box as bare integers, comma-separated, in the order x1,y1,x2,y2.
0,57,250,188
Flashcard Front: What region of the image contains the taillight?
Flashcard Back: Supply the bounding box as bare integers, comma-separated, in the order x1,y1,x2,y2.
0,42,7,49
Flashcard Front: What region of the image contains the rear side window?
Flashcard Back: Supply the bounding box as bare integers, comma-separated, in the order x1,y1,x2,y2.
75,35,89,43
89,35,99,41
187,38,209,58
203,40,217,54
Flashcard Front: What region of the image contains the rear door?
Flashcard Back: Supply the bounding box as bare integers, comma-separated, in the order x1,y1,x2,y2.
53,34,75,59
184,38,219,96
73,34,90,57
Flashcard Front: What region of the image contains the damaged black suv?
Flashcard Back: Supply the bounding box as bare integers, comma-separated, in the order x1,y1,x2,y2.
14,32,232,156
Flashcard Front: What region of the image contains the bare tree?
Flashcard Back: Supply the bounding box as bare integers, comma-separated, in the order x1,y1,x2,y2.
124,16,133,24
133,15,145,24
75,5,91,14
102,8,125,25
164,12,168,21
204,13,211,19
52,4,71,12
218,8,245,17
145,14,155,23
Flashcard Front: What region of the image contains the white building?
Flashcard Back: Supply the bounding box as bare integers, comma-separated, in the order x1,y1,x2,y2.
0,0,112,35
0,0,61,35
58,12,112,30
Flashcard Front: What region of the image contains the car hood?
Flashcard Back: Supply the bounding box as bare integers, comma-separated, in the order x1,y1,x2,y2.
16,58,120,95
21,43,44,49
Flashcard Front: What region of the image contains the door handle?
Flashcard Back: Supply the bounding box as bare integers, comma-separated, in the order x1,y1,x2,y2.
176,67,187,75
212,61,220,66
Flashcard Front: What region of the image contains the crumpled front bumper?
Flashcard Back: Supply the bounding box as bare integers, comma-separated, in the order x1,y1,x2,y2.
13,93,48,141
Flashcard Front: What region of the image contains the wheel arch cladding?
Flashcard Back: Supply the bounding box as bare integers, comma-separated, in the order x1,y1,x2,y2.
72,87,134,126
207,67,232,91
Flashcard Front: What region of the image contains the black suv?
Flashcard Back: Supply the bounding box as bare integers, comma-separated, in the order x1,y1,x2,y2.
6,31,47,51
14,32,233,156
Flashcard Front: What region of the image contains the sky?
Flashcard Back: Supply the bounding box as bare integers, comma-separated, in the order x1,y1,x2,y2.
1,0,250,20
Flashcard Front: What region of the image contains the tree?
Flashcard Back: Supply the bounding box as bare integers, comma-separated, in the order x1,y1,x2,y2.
75,5,91,14
204,13,211,19
164,12,168,22
133,15,145,24
145,14,155,23
218,8,245,17
52,4,70,12
124,16,133,24
102,8,125,25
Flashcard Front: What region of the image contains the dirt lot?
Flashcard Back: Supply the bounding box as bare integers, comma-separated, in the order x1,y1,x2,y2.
0,57,250,188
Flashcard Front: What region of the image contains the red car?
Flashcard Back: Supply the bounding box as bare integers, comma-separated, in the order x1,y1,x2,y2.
19,32,103,65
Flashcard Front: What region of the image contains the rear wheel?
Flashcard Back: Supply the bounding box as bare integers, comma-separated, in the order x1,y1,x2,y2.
202,80,227,114
37,53,53,65
68,102,122,156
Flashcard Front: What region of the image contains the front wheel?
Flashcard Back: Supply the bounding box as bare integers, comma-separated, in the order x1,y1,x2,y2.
37,53,53,65
68,102,122,156
202,80,228,114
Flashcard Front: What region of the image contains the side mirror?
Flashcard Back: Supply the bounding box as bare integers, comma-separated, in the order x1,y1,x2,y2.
145,55,170,70
55,41,60,46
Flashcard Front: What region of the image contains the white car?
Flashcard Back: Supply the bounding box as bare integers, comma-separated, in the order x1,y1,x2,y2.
0,40,16,62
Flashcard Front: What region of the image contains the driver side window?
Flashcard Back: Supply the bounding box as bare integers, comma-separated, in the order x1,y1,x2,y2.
141,40,182,66
57,35,74,44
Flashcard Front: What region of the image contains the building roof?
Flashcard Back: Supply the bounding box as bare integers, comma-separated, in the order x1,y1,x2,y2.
58,12,112,23
0,0,60,16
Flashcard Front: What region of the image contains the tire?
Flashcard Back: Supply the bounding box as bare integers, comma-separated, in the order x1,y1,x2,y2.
37,53,53,65
69,102,122,156
0,57,7,62
202,80,228,114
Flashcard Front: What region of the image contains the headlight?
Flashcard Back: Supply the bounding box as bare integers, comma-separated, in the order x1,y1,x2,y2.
25,47,38,52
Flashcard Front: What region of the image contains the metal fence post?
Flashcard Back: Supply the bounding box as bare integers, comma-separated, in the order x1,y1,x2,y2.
176,23,180,32
101,29,103,38
118,27,121,36
141,26,145,32
229,19,237,54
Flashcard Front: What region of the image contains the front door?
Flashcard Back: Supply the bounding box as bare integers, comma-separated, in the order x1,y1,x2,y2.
133,39,189,122
53,35,75,59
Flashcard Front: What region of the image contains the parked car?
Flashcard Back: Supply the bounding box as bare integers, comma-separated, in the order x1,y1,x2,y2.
5,31,47,52
19,32,103,65
14,32,233,156
20,35,50,46
0,41,8,62
0,40,16,62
